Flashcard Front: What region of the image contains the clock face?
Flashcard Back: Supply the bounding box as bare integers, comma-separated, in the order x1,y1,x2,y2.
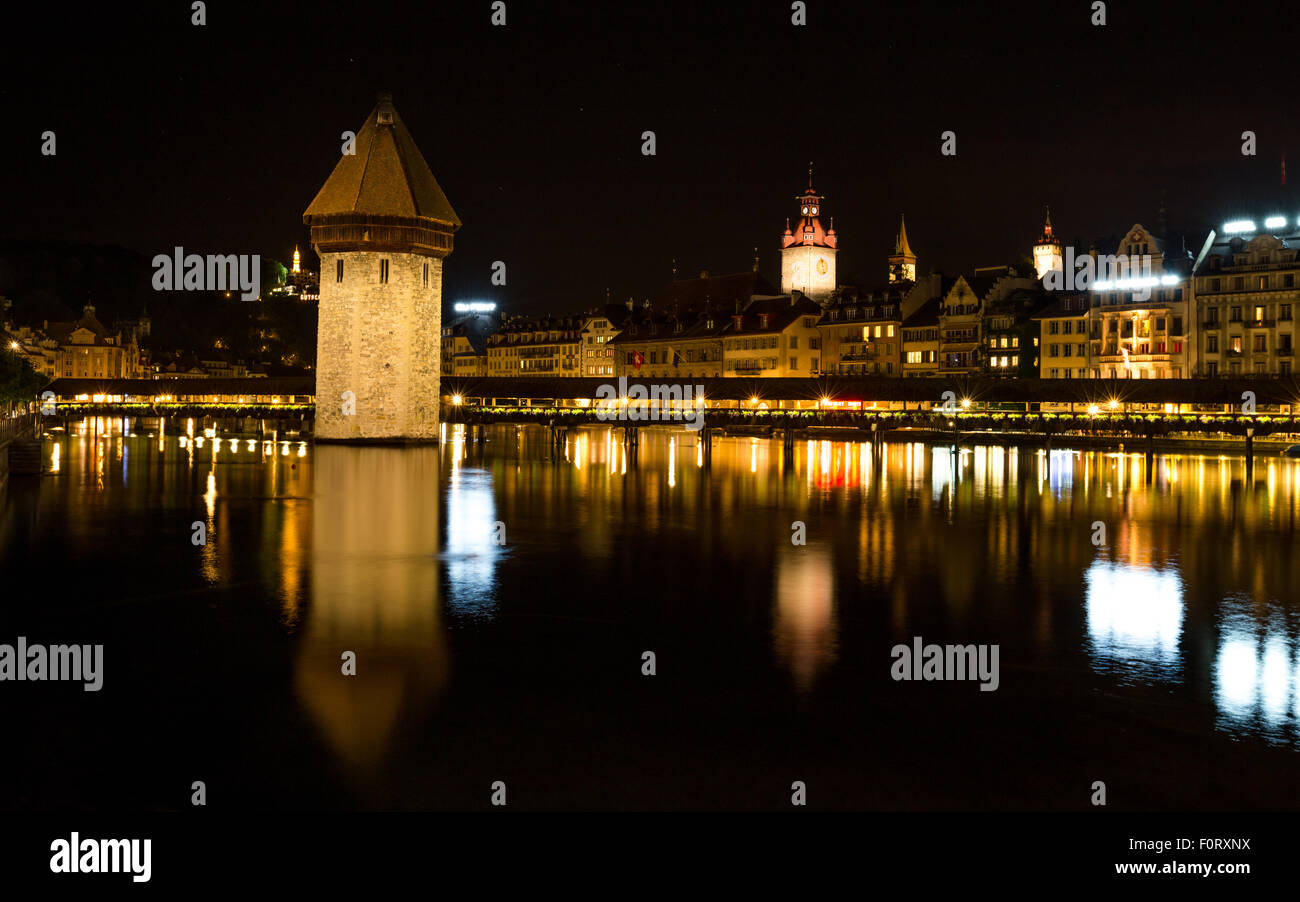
802,206,809,215
811,206,818,216
816,257,828,275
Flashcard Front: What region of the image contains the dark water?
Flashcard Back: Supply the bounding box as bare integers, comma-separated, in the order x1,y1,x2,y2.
2,417,1299,811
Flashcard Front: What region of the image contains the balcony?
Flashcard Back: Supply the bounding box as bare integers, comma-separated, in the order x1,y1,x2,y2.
733,361,765,375
1248,319,1276,328
1278,348,1294,356
1201,320,1221,329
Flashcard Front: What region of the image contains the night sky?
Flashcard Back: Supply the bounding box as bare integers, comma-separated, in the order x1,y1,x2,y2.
3,0,1297,315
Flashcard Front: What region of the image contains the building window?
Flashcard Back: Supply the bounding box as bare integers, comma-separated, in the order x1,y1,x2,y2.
1230,306,1241,322
789,336,799,349
379,259,390,284
1254,334,1267,352
1207,335,1219,353
789,357,797,370
423,263,430,287
1281,305,1292,321
336,260,344,282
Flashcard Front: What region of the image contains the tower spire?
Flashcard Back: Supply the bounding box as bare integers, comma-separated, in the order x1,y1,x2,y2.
888,214,917,283
896,214,914,258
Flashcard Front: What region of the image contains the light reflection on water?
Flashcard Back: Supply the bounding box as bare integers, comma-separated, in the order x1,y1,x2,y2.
8,417,1300,791
1084,560,1184,683
1215,598,1300,743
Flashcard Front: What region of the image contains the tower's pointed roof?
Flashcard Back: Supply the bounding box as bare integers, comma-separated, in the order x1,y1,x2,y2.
304,93,460,228
895,215,914,257
1037,205,1060,245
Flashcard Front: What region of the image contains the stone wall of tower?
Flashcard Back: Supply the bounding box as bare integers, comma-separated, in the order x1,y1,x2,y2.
314,250,442,441
781,245,837,301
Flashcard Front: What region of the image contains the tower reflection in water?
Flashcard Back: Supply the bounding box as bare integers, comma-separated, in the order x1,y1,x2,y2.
297,446,450,784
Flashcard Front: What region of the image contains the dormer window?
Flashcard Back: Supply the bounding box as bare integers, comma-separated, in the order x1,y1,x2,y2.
733,315,743,330
758,314,770,328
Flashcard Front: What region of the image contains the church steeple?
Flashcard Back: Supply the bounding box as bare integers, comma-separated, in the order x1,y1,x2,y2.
888,214,916,283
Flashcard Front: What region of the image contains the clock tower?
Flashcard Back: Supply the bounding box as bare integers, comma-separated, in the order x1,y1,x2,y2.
1033,206,1063,279
780,169,837,302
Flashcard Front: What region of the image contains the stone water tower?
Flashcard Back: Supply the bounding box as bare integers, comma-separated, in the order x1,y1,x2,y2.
305,93,461,441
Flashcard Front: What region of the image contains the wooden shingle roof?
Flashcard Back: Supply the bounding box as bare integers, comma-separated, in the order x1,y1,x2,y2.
303,94,460,228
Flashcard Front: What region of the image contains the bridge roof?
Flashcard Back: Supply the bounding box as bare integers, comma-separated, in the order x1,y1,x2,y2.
46,377,315,398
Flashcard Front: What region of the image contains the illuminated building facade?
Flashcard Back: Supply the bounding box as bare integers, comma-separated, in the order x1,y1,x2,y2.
611,272,781,379
1031,293,1089,379
983,287,1049,378
487,315,583,376
721,294,824,377
441,311,498,378
1192,217,1300,377
44,305,142,379
938,268,1037,374
579,309,626,377
901,298,942,376
1089,223,1191,379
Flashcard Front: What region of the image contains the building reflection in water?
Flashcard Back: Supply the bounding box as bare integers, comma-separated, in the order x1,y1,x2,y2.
1215,598,1300,743
773,544,837,691
443,426,502,618
297,446,450,786
1085,559,1185,683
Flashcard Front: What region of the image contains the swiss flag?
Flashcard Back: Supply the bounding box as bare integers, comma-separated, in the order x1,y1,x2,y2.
630,350,644,371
